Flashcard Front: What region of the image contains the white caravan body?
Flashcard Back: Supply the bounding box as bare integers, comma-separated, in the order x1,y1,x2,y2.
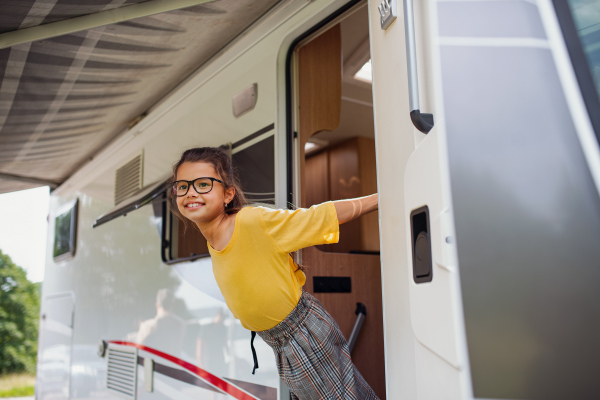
29,0,600,399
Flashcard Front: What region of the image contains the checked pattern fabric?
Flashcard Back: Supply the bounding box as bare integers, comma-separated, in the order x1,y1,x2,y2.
257,291,379,400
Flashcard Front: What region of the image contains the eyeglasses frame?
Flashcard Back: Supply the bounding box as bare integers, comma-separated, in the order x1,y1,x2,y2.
172,177,224,197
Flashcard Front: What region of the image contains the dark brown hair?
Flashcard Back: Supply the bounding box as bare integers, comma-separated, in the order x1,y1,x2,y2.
168,147,247,228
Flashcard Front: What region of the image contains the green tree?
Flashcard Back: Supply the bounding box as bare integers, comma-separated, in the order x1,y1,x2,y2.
0,250,40,374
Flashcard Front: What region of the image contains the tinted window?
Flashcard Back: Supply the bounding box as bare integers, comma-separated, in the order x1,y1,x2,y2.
568,0,600,99
53,200,78,261
232,135,275,204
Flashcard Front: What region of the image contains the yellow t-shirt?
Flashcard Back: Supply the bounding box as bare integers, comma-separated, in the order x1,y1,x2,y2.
208,201,339,331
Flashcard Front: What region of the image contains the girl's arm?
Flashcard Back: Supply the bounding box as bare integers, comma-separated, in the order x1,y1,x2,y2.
333,194,378,224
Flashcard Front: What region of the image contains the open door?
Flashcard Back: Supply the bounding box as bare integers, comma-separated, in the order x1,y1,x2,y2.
293,6,386,399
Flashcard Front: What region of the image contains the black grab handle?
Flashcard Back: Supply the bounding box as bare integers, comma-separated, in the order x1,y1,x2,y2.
404,0,434,134
410,110,434,134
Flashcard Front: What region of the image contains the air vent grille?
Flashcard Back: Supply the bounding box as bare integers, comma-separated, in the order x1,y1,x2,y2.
115,153,143,205
106,345,138,399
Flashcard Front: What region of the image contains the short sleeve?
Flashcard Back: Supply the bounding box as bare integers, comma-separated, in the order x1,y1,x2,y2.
259,201,339,253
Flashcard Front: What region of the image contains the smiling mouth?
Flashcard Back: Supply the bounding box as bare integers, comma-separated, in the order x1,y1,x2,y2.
185,203,203,208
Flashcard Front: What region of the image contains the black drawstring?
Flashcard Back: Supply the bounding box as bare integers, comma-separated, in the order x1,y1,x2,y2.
251,331,259,374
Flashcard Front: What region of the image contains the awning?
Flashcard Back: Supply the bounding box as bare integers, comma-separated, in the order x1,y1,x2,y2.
0,0,281,195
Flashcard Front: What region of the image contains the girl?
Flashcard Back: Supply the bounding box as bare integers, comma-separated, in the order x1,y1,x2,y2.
170,147,379,400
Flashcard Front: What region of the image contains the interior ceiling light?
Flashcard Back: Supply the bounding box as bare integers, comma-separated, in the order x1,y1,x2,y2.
304,138,329,155
354,59,372,83
305,142,319,153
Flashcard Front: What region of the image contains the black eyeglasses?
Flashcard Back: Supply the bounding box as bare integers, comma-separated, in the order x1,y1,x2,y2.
172,177,224,197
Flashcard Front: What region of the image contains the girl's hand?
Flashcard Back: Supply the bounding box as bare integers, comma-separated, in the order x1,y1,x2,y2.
333,194,378,224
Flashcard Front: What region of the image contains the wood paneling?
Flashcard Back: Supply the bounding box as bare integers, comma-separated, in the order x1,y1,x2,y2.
305,138,380,253
302,247,386,399
329,139,361,201
298,25,342,144
329,139,361,253
298,25,342,207
305,150,329,207
357,137,380,251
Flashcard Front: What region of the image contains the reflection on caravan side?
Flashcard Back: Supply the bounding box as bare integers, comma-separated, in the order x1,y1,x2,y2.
40,191,279,400
440,0,600,399
38,129,280,398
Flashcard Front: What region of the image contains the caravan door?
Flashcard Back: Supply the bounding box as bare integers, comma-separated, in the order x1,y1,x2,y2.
371,0,600,399
370,0,467,399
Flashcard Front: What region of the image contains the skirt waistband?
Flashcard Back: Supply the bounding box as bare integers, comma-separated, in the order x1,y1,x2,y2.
257,291,315,348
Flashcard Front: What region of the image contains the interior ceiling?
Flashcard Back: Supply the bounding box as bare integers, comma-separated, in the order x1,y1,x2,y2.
0,0,280,195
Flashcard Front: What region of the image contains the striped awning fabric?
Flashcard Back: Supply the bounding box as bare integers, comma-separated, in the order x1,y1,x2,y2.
0,0,280,195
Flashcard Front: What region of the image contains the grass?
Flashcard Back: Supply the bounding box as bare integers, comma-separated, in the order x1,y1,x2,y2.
0,374,35,398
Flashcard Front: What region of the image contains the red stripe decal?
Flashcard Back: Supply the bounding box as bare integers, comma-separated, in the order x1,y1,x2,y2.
108,340,259,400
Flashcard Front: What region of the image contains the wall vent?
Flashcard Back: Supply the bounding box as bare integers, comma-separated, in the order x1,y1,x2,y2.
106,344,138,399
115,152,143,205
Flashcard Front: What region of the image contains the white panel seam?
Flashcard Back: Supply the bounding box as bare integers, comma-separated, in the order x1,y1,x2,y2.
439,36,550,48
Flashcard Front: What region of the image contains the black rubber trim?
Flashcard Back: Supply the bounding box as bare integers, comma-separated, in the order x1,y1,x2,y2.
167,201,174,261
164,252,210,265
231,123,275,149
223,377,277,400
410,110,434,134
285,0,364,208
552,0,600,144
160,194,168,264
136,356,277,399
137,356,222,394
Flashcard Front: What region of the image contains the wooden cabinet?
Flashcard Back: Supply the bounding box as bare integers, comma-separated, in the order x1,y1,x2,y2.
306,136,380,253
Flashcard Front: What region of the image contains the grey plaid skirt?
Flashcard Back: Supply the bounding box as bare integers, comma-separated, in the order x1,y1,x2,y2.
257,291,379,400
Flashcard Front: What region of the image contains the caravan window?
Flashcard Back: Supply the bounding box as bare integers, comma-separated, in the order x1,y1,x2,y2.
162,135,275,264
232,135,275,205
566,0,600,100
53,199,78,261
162,204,209,263
557,0,600,141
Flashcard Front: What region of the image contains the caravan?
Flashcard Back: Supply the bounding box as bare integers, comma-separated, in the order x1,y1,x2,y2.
0,0,598,399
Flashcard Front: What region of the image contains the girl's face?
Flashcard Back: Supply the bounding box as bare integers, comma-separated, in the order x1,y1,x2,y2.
175,161,235,225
